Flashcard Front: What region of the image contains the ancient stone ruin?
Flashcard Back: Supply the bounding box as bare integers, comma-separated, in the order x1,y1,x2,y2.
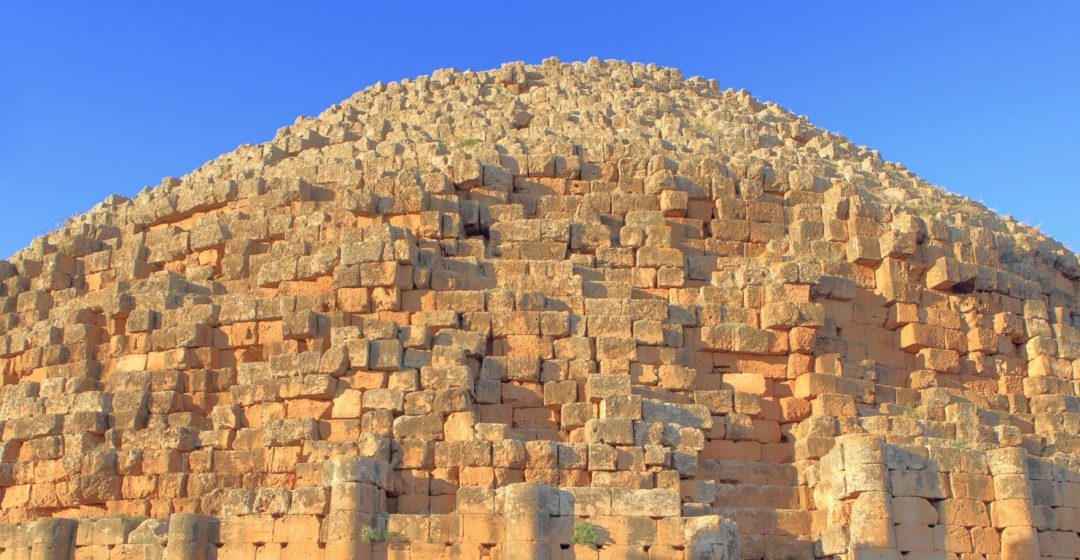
1,57,1078,559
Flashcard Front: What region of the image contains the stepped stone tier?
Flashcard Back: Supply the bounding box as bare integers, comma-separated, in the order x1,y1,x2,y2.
0,57,1078,560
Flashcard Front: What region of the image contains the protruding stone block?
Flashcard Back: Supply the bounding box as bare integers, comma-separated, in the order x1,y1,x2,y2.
684,515,740,560
324,457,392,489
165,513,215,560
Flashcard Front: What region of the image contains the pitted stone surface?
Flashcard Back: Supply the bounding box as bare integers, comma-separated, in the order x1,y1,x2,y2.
0,58,1078,559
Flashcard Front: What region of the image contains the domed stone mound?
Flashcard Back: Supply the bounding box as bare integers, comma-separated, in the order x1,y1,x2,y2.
1,58,1078,560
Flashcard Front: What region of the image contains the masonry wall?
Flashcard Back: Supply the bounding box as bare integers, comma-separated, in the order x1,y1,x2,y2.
1,59,1079,559
0,475,738,560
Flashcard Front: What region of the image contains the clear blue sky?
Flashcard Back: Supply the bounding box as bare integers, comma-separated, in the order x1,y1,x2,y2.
2,2,1078,258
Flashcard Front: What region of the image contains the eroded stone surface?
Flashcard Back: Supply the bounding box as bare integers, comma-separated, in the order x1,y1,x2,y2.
0,58,1078,559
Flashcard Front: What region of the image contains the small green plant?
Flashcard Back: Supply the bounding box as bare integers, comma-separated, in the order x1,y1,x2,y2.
999,249,1021,265
457,137,481,149
952,438,969,450
360,527,399,543
898,405,921,419
406,165,422,175
571,521,599,548
913,202,946,219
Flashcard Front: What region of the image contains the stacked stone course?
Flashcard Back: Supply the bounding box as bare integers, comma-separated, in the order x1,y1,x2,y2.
0,57,1078,559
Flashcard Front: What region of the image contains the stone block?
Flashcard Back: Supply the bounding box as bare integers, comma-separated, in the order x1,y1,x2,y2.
585,418,634,445
660,190,688,217
264,418,319,447
926,256,975,291
165,513,214,560
585,374,631,402
612,489,680,517
847,236,881,265
892,497,938,525
601,395,642,419
891,469,947,499
368,339,403,371
324,457,391,489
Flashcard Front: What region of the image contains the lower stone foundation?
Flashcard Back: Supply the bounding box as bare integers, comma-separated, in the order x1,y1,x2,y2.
811,435,1056,560
0,461,739,560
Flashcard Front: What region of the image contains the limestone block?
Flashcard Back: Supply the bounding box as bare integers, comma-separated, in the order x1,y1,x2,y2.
165,513,215,560
595,337,637,361
1000,525,1040,559
926,256,976,291
368,339,403,371
601,395,642,419
642,400,711,429
986,447,1028,476
891,497,939,525
847,236,882,266
992,312,1026,343
884,302,919,331
989,474,1032,502
969,525,1000,554
875,258,918,304
570,222,612,252
264,419,319,447
283,310,319,339
811,393,857,417
990,499,1036,527
694,390,734,415
20,518,78,559
128,309,160,333
683,516,740,560
432,329,487,357
506,355,540,381
279,374,335,399
849,521,897,552
502,482,559,545
434,441,492,467
950,472,994,501
290,487,329,516
881,230,917,258
491,439,527,469
894,523,933,552
563,487,611,517
542,380,577,407
585,374,631,402
660,190,689,217
891,469,947,499
844,464,888,497
759,302,825,330
917,347,960,373
433,387,473,414
420,365,472,389
584,418,634,445
811,275,856,301
899,323,938,352
330,482,384,514
561,403,596,429
3,414,63,441
645,169,676,195
324,457,391,489
73,449,123,504
613,487,678,520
